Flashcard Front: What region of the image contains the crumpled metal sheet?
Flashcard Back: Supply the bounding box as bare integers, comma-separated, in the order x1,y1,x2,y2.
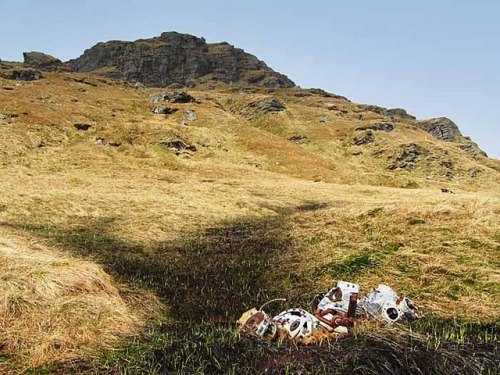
315,281,360,316
358,284,419,323
237,281,419,344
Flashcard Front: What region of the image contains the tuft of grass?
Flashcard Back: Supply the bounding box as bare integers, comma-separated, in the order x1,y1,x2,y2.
322,243,402,278
0,231,159,373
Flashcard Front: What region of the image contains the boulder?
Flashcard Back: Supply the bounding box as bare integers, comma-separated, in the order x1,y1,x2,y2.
353,131,374,146
74,123,92,131
152,106,178,115
467,168,481,178
183,109,197,121
247,97,286,115
1,69,42,81
150,91,170,104
170,91,196,103
23,51,62,71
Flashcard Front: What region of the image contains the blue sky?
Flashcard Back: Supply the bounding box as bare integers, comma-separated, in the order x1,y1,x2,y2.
1,0,498,157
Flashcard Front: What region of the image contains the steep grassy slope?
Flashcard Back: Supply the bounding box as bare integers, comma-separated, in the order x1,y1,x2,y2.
0,65,498,373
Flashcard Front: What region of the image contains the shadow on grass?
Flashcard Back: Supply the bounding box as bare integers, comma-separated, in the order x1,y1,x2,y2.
2,205,499,374
3,210,296,322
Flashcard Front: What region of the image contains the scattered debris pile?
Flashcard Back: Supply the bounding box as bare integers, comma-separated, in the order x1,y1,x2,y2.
238,281,418,345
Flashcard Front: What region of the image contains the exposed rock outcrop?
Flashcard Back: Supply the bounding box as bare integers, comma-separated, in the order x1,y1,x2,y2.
151,105,178,115
387,108,416,120
302,88,349,101
353,131,374,145
355,123,394,132
247,97,286,115
170,91,196,103
415,117,462,142
360,105,415,120
459,142,487,158
414,117,487,158
23,51,62,71
69,32,295,88
1,69,42,81
361,105,388,116
388,143,422,171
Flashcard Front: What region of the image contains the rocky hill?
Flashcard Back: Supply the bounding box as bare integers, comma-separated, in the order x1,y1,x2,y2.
63,32,295,88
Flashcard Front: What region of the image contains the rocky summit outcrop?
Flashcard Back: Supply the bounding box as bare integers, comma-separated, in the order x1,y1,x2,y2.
415,117,462,142
68,32,295,88
23,52,63,71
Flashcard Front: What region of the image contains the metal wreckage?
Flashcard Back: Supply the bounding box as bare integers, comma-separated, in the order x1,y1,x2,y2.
237,281,419,344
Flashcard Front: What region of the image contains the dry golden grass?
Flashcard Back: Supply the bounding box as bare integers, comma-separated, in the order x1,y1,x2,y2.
0,65,499,372
0,229,161,373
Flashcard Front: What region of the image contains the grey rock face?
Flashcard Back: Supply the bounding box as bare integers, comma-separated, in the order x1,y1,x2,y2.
459,142,487,158
23,51,62,71
362,105,388,116
1,69,42,81
415,117,462,142
414,117,487,158
69,32,295,88
387,108,416,120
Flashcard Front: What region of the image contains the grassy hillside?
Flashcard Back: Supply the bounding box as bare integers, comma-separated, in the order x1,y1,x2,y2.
0,65,498,374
